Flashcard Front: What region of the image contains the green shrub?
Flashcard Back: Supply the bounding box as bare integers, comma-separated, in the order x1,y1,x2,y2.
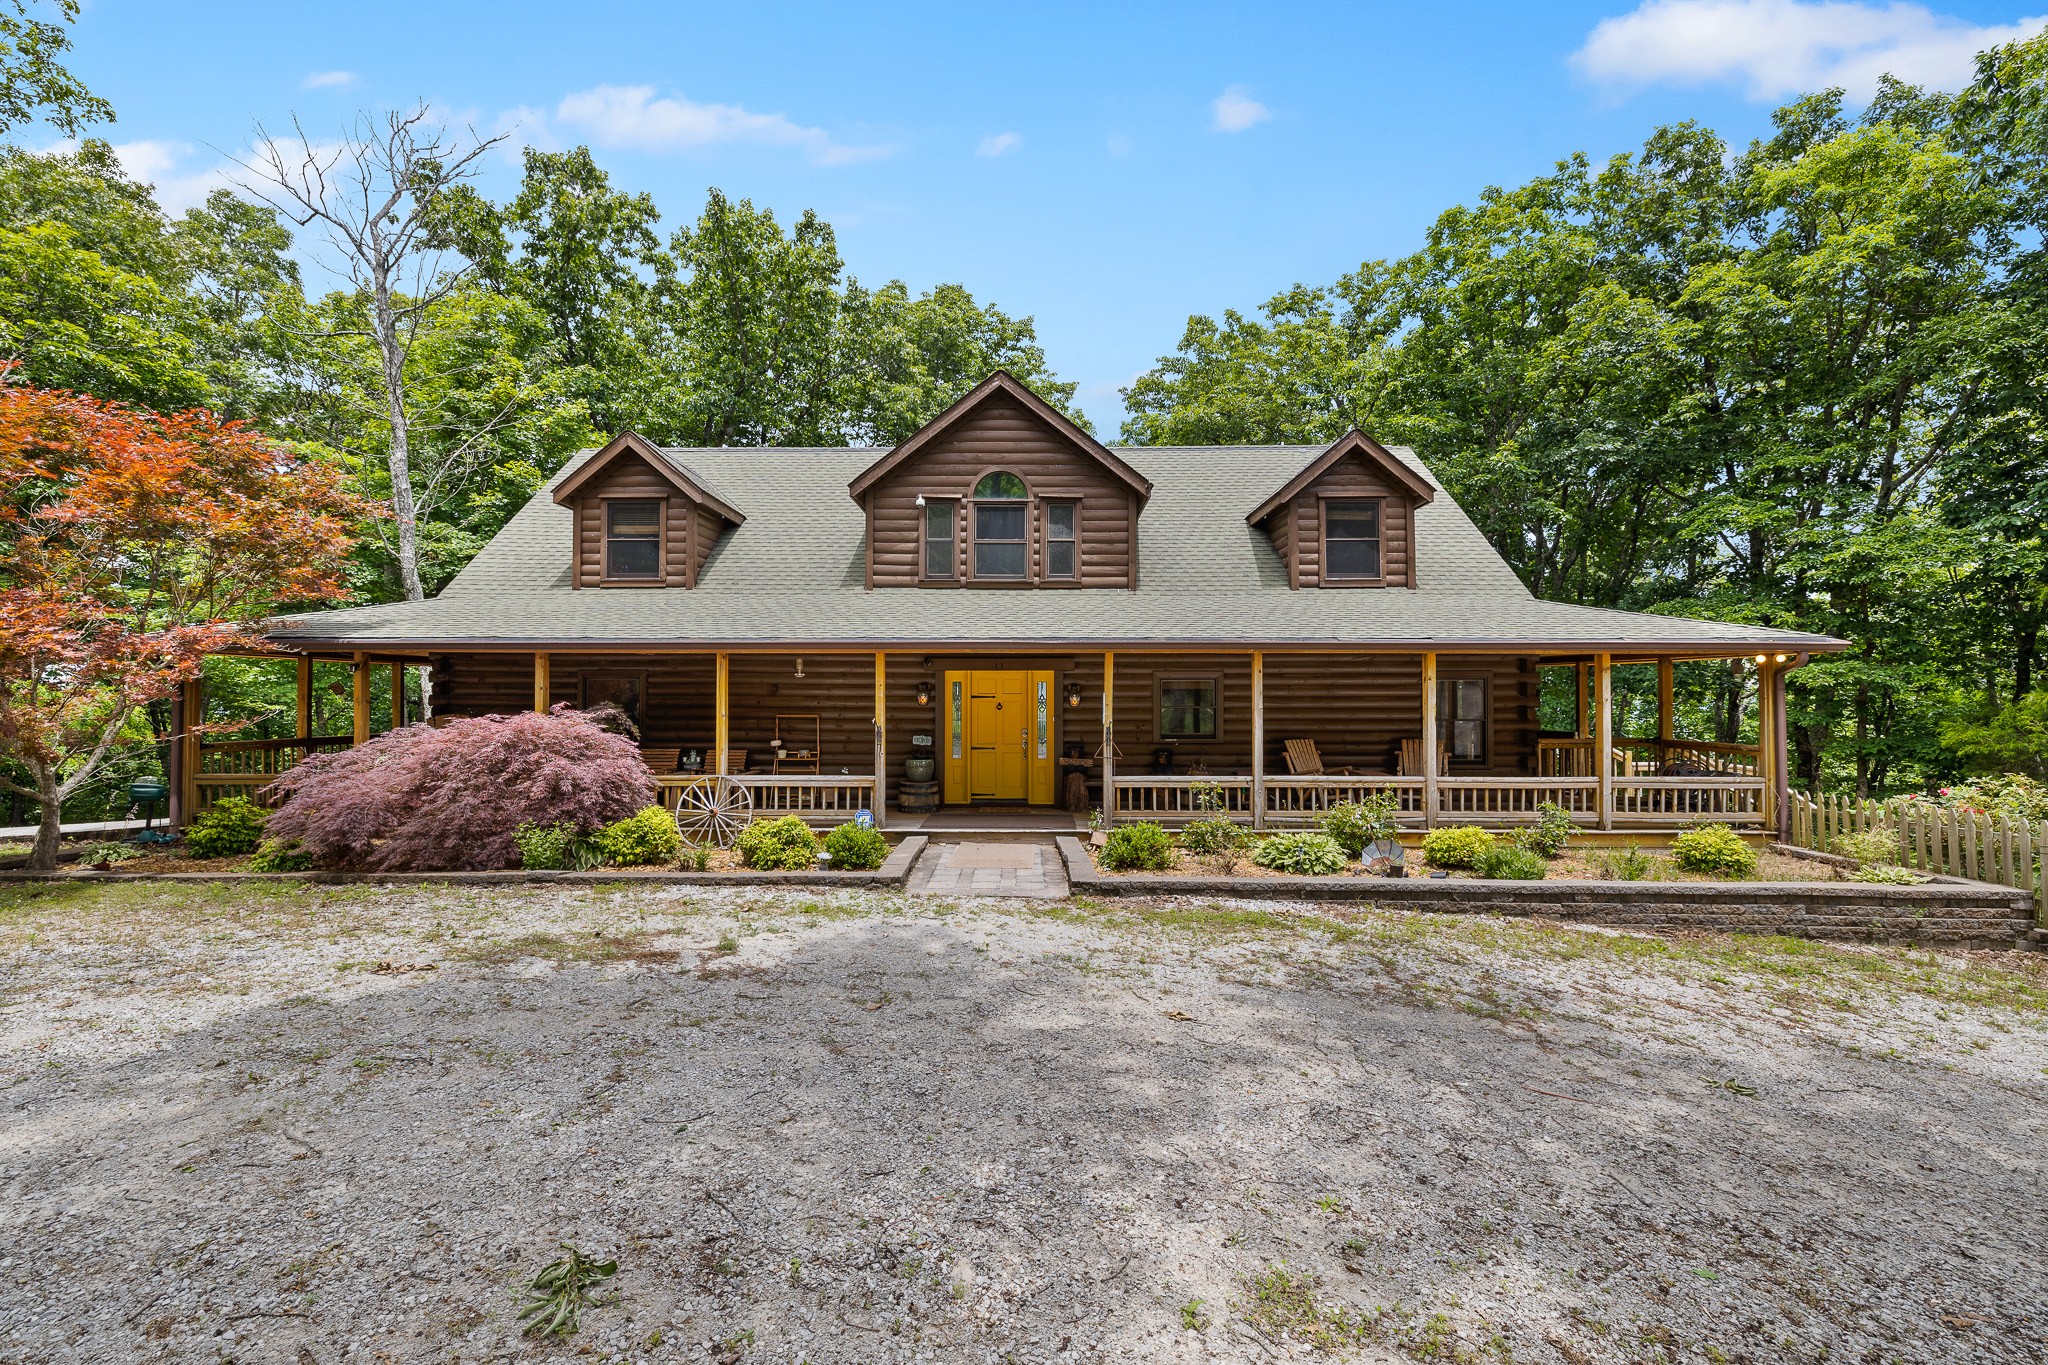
1672,822,1758,877
1515,803,1576,859
81,841,143,864
1320,793,1400,858
185,797,268,858
250,838,313,873
735,815,820,870
1475,843,1548,880
514,821,602,871
1421,825,1494,869
1831,828,1901,867
1590,842,1656,881
1098,822,1173,872
1181,816,1252,858
594,805,683,866
823,821,889,870
1252,831,1348,875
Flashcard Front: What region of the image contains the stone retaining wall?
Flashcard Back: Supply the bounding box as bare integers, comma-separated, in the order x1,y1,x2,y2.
1056,838,2034,949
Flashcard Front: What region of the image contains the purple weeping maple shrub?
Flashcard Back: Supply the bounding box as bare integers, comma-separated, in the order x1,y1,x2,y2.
264,706,656,871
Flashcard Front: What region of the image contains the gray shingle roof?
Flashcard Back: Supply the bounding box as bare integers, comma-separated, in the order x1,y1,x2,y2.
269,444,1843,654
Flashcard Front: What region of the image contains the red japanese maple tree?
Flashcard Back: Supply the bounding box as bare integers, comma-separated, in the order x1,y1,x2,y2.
0,381,365,869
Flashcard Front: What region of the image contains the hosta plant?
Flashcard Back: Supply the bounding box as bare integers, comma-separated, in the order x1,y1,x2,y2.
1252,832,1348,875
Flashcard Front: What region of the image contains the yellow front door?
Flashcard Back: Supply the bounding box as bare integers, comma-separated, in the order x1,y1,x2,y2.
944,669,1055,805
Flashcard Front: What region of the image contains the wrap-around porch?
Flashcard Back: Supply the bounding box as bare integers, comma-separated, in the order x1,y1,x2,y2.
175,647,1789,839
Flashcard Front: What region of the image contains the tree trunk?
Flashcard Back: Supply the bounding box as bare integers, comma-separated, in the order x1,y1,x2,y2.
371,265,425,603
28,765,63,872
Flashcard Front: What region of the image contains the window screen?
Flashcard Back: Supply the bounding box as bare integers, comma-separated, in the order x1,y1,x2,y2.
1324,499,1383,580
923,499,955,579
606,500,661,579
1159,677,1218,739
974,502,1028,578
1436,678,1486,762
1045,502,1077,579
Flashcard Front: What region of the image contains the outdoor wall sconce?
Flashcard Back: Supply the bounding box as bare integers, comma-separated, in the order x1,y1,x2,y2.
1065,682,1082,707
915,679,933,706
793,656,805,679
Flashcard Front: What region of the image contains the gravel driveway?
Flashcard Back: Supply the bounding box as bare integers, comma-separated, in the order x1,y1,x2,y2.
3,880,2044,1364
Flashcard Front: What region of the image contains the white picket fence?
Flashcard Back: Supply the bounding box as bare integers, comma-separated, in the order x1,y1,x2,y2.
1788,791,2046,924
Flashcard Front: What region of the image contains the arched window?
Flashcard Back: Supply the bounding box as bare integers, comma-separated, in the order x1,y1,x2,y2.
972,470,1028,578
974,471,1027,499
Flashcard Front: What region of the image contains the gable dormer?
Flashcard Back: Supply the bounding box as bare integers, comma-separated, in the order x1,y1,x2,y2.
554,431,744,588
1248,431,1435,589
848,371,1153,589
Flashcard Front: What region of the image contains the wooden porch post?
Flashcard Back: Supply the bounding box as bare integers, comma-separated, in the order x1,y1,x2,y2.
1595,653,1614,831
714,652,730,775
1421,652,1439,828
531,651,550,714
1756,656,1777,834
1574,663,1590,740
1655,658,1674,766
351,652,370,746
295,656,312,741
390,662,404,731
173,675,202,827
1250,650,1266,830
872,651,887,830
1101,650,1116,827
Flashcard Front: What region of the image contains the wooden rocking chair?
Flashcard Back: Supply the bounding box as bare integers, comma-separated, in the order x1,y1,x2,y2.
1398,738,1450,776
638,746,682,774
1283,739,1356,777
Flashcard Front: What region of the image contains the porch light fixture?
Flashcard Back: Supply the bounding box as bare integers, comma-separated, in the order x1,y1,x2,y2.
915,679,933,706
1065,682,1082,708
794,656,805,679
1754,654,1767,664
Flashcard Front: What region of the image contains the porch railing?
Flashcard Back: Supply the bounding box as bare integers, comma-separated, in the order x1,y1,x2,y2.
1107,773,1765,830
191,736,355,810
654,773,875,824
1112,775,1254,820
1538,736,1758,778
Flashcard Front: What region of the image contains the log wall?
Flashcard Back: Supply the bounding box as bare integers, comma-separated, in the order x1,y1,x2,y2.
1268,454,1417,588
864,396,1137,588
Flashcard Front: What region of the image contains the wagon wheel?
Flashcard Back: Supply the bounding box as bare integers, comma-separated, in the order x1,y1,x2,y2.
674,777,752,848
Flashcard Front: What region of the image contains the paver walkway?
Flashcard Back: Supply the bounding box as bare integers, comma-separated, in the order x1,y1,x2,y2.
906,838,1069,899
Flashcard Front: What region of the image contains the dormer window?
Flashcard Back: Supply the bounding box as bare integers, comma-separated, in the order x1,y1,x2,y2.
972,471,1028,579
606,500,662,579
1323,498,1383,581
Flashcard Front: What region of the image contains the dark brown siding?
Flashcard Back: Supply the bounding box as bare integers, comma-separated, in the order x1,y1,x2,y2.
865,397,1136,588
1265,454,1416,589
430,652,716,747
569,452,692,588
691,504,724,586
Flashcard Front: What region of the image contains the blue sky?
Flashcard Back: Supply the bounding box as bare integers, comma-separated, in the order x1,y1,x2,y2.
55,0,2048,432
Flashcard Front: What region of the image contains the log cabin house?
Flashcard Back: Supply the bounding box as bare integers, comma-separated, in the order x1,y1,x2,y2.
175,371,1843,840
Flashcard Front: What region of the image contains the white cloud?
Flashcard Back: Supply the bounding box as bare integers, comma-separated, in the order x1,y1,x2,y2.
301,70,358,90
1573,0,2048,100
976,131,1022,157
43,138,236,214
1211,86,1271,132
535,84,892,165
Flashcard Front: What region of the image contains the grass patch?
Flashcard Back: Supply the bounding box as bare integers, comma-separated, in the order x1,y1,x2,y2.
1235,1263,1376,1351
